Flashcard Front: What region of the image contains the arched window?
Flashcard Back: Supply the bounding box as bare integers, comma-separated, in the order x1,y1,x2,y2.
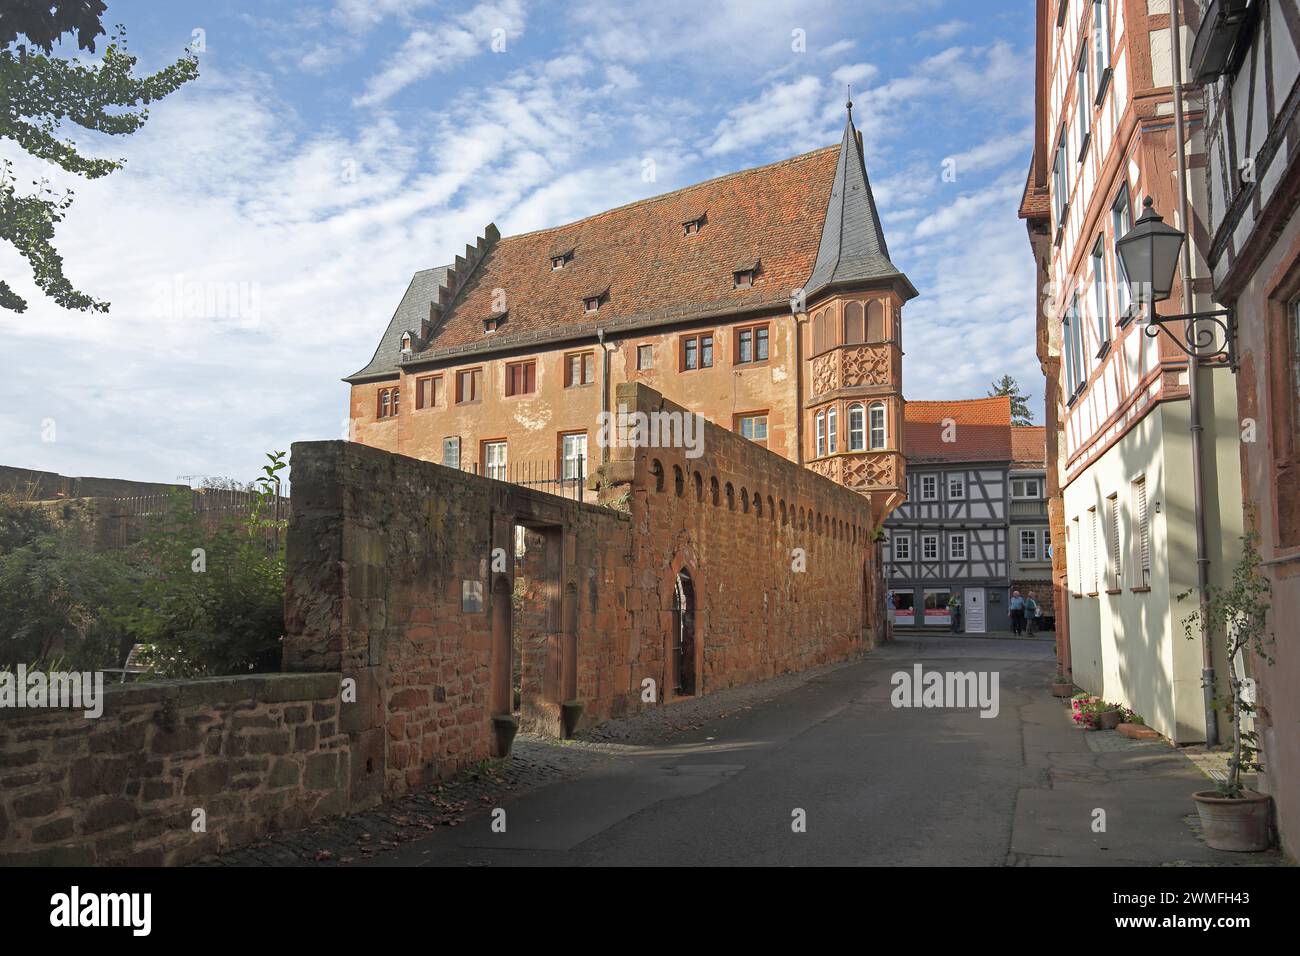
848,403,865,451
844,301,865,344
379,390,391,418
827,406,838,454
812,310,826,355
815,410,826,457
867,301,886,342
869,402,887,450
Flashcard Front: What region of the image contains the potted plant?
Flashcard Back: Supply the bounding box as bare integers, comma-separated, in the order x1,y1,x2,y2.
1179,529,1275,852
1071,695,1101,730
1097,701,1123,731
1070,692,1095,721
1050,670,1073,697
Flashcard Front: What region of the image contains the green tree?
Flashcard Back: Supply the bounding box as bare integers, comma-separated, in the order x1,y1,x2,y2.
0,494,137,669
988,375,1034,426
1,2,198,313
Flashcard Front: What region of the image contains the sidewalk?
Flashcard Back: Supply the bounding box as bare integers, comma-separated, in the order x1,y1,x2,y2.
1008,689,1288,866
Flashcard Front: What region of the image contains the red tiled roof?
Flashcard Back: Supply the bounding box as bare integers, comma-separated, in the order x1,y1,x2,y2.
904,396,1013,463
424,146,840,352
1011,425,1047,466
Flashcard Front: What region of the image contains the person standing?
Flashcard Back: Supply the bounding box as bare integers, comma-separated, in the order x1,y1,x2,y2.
1025,592,1039,636
1009,590,1025,636
947,592,962,634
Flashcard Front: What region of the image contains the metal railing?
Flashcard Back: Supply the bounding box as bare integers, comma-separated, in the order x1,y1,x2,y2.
462,457,590,503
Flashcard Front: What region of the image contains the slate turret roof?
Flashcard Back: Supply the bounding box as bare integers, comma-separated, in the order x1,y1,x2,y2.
804,107,917,303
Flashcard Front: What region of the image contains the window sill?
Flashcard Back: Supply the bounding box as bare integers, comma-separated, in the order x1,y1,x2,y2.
1105,588,1123,595
564,382,595,389
1095,338,1112,360
455,400,482,407
734,360,771,368
1086,591,1100,597
1130,585,1152,593
1117,307,1138,330
1077,132,1091,163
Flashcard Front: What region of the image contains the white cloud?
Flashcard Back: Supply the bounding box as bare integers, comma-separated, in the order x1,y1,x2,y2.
704,75,829,156
353,0,526,107
915,20,969,43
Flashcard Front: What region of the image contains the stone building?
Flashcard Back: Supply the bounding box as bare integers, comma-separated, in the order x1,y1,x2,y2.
345,105,915,530
1195,0,1300,858
1020,0,1244,745
883,397,1049,633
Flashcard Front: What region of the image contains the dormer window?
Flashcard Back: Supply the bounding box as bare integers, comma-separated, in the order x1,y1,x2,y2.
733,258,761,289
582,288,608,314
483,311,507,334
400,331,413,354
550,248,574,270
682,212,706,236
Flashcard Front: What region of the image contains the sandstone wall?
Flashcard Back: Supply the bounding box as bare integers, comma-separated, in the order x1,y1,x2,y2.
0,673,345,866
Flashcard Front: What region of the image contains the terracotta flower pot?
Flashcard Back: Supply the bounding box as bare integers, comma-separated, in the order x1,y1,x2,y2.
1098,709,1122,730
1051,682,1074,698
1192,790,1273,852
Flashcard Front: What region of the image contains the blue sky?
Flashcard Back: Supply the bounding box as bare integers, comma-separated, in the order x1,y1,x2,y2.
0,0,1039,486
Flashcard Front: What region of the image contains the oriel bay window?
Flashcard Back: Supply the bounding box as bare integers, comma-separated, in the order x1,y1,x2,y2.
505,360,536,397
681,332,714,371
848,403,865,451
869,402,887,449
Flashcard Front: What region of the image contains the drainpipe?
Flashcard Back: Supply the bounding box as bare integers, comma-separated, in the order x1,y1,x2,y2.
597,327,610,466
794,307,805,465
1171,0,1218,747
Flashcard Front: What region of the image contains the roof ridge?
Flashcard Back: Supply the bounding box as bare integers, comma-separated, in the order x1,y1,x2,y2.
500,145,839,242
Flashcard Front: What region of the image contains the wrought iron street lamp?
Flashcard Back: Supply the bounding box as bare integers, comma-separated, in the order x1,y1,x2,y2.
1116,197,1238,371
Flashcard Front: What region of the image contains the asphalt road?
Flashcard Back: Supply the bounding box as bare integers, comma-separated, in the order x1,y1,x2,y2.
366,633,1258,866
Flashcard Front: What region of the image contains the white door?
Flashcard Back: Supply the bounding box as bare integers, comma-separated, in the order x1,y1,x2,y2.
965,588,986,634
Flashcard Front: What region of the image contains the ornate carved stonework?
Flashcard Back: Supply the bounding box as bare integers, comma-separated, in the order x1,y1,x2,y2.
811,352,838,395
808,456,840,482
843,452,899,490
841,345,891,388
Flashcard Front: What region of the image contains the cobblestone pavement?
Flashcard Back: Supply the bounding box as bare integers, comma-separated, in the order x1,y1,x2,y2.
197,658,859,866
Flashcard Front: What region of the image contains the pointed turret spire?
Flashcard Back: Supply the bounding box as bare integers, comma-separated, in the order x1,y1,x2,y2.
804,101,917,302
